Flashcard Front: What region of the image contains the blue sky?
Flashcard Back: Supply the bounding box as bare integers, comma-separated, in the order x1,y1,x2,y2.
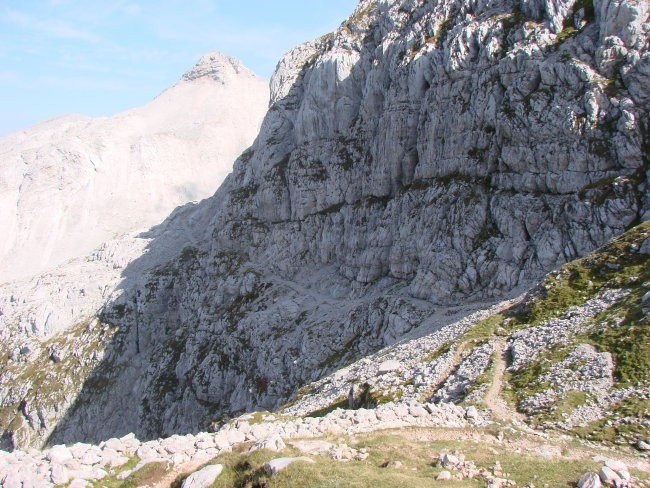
0,0,358,135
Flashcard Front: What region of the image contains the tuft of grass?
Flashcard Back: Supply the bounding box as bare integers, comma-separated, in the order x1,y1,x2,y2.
526,265,593,324
96,461,171,488
421,341,453,363
459,314,505,349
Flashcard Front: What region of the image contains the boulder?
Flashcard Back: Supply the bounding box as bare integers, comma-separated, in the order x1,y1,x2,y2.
598,466,621,485
437,470,453,480
439,453,460,468
378,360,402,373
46,445,73,464
578,472,602,488
50,464,71,485
465,406,479,420
181,464,224,488
604,459,628,476
263,457,315,475
250,435,286,453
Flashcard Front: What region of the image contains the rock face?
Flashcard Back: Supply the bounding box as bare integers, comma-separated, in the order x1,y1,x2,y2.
2,0,648,450
0,53,268,450
0,51,269,283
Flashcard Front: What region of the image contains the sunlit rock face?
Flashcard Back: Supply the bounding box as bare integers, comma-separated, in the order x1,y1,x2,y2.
0,51,269,283
1,0,648,450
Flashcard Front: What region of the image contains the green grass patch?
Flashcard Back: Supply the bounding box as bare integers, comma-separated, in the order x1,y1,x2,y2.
458,314,505,349
89,456,140,487
504,222,650,433
96,460,171,488
510,347,570,398
181,429,601,488
554,26,577,46
508,221,650,329
582,290,649,387
572,395,650,445
422,314,505,366
525,265,593,325
421,341,453,363
541,391,589,424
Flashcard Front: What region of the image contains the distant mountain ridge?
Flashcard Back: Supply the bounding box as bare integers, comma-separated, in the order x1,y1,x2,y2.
0,51,269,283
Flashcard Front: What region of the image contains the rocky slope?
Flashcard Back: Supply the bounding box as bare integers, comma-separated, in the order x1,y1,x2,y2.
1,222,648,487
0,52,268,450
1,0,649,453
0,52,269,283
0,52,268,348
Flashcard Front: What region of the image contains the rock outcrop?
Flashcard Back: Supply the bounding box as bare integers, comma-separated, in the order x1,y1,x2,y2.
0,222,648,487
1,0,648,450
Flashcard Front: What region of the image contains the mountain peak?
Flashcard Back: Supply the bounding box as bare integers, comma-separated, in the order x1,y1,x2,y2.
181,51,245,83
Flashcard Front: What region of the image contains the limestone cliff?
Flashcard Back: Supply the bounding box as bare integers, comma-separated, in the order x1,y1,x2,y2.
1,0,648,450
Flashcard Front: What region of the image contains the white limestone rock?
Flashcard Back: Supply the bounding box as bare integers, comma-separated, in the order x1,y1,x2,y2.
378,360,402,373
250,435,286,453
181,464,224,488
46,445,73,464
50,464,71,485
263,457,315,475
578,471,602,488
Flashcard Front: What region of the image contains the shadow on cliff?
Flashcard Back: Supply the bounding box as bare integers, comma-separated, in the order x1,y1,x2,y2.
44,1,646,448
44,28,386,447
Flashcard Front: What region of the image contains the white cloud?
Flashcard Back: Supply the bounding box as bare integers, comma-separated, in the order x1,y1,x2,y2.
37,74,125,91
122,4,141,17
4,9,100,43
0,70,18,82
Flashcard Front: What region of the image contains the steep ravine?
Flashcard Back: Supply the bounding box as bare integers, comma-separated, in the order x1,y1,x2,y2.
1,0,648,450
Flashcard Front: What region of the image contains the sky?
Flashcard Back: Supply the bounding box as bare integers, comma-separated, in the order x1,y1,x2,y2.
0,0,359,136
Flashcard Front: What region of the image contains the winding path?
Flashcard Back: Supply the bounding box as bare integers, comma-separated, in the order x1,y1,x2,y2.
483,340,529,427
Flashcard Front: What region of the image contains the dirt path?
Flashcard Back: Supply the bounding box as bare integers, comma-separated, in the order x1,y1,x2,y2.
483,340,526,425
151,460,205,488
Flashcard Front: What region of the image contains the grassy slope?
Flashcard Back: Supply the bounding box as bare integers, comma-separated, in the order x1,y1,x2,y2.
505,222,649,442
173,429,602,488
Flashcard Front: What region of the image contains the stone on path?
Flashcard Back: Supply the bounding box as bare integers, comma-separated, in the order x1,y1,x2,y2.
437,470,452,480
264,457,315,475
577,472,602,488
181,464,224,488
290,440,334,456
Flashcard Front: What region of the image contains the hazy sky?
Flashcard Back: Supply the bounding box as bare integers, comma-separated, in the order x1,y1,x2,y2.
0,0,358,136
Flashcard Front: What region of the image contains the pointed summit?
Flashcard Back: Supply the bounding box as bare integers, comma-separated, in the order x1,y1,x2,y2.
181,51,246,83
